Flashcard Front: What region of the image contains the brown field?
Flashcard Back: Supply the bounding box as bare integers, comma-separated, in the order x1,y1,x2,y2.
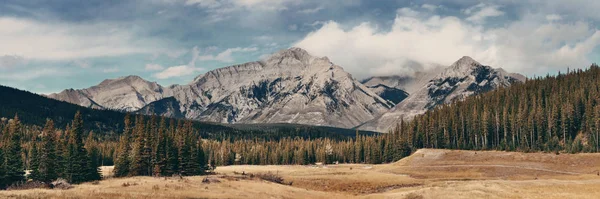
3,149,600,199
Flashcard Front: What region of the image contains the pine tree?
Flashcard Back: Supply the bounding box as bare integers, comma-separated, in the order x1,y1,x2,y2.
113,114,132,177
153,117,167,176
130,115,150,176
165,134,179,176
28,137,41,181
36,120,59,183
0,145,6,189
64,111,98,183
4,115,25,186
177,122,192,175
55,125,69,179
84,132,102,181
146,115,157,175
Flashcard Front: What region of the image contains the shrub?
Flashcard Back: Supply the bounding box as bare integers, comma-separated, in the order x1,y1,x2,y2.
51,178,73,190
6,181,49,190
255,172,291,185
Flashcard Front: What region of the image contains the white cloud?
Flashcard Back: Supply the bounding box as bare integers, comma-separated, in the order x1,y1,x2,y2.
258,54,271,60
145,63,165,71
397,8,420,17
102,67,120,73
298,6,323,14
288,24,298,31
254,35,274,42
152,45,208,79
153,65,203,79
165,49,189,58
546,14,562,22
185,0,222,8
185,0,290,23
421,4,438,12
73,60,91,69
0,55,26,69
294,9,600,78
0,68,69,81
229,0,289,11
0,17,165,61
198,47,258,63
464,4,504,23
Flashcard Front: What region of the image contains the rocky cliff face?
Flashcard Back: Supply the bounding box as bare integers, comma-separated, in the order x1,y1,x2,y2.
48,75,168,112
151,47,394,128
49,50,523,131
51,48,393,128
363,83,409,104
358,56,524,132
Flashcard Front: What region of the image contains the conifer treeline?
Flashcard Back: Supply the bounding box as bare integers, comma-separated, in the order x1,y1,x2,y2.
393,64,600,153
202,133,411,166
112,115,207,177
0,112,101,189
111,115,412,175
1,110,411,189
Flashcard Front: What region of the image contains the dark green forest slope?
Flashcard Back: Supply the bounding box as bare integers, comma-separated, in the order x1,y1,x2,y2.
0,85,375,140
393,64,600,153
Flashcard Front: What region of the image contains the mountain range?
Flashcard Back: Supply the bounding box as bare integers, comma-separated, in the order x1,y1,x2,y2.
357,56,525,132
48,48,525,132
50,48,393,129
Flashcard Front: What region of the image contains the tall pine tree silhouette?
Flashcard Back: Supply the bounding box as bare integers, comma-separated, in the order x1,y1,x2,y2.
3,115,25,186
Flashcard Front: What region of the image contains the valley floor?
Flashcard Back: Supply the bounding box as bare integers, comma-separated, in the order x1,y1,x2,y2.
3,149,600,199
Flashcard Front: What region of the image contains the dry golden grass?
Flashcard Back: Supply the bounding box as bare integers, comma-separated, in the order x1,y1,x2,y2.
3,149,600,199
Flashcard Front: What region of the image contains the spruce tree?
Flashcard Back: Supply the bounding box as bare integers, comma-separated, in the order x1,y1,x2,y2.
4,115,25,186
0,145,6,189
37,120,59,183
28,138,41,181
130,115,150,176
196,138,206,174
84,132,102,181
0,126,7,189
165,134,179,176
113,114,132,177
64,111,98,183
177,127,191,175
153,117,167,176
145,116,157,175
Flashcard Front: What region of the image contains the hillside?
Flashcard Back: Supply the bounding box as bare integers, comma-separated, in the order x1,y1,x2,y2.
359,56,523,132
391,64,600,152
0,85,126,132
0,85,374,139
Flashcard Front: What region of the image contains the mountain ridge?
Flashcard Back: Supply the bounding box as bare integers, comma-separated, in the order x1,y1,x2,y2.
48,49,523,130
357,56,524,132
50,47,394,128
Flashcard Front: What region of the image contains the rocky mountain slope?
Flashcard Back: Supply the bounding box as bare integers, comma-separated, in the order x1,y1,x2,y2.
50,48,393,128
49,49,523,130
47,75,169,112
358,56,524,132
362,83,409,104
147,48,393,128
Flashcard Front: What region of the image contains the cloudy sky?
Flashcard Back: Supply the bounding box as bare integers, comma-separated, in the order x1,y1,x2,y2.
1,0,600,94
